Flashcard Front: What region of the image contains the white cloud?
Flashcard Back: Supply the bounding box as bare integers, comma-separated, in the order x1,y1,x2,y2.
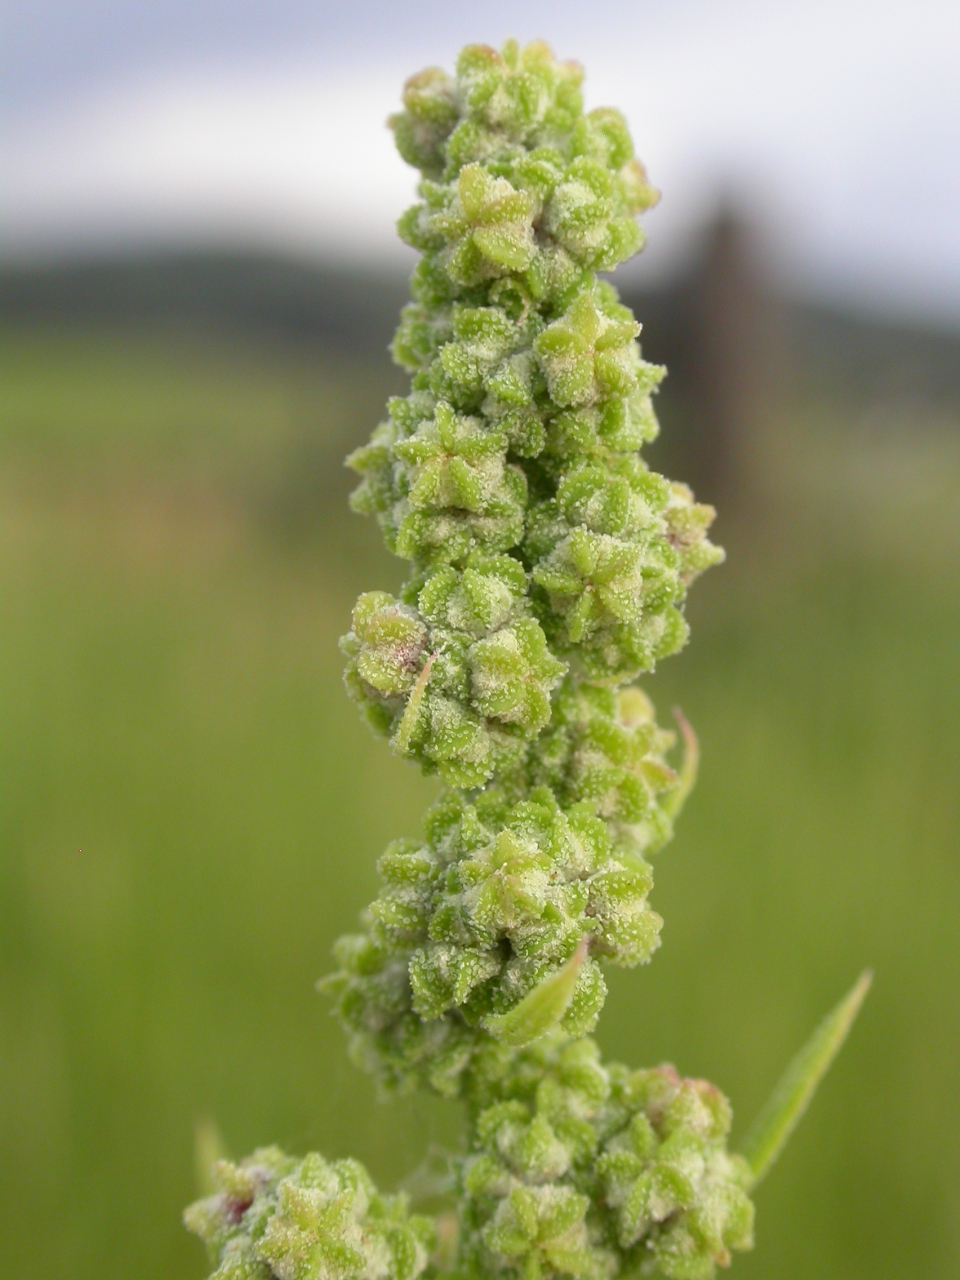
1,61,420,263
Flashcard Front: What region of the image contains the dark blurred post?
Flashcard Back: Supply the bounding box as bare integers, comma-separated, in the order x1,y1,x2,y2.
683,207,787,515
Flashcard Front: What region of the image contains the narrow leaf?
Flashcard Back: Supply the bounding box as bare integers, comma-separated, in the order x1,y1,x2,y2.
740,969,872,1186
392,653,436,755
483,938,588,1047
661,707,699,821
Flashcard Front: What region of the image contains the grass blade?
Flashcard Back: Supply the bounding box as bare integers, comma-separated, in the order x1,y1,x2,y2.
740,970,873,1186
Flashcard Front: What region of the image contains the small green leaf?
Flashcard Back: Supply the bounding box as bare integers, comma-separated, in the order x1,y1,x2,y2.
740,970,872,1186
483,939,588,1047
661,707,699,821
392,653,436,755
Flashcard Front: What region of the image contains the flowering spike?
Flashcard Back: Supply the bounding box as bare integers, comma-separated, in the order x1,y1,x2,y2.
185,1150,436,1280
661,707,699,822
188,38,853,1280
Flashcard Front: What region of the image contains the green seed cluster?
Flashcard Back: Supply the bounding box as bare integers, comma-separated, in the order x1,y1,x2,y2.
184,1148,436,1280
187,39,754,1280
346,39,721,700
341,552,565,788
321,684,681,1098
460,1035,754,1280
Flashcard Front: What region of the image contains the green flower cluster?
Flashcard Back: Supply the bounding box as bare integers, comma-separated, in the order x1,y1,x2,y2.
460,1035,753,1280
347,40,721,696
185,1148,436,1280
341,551,565,788
321,681,689,1099
188,39,783,1280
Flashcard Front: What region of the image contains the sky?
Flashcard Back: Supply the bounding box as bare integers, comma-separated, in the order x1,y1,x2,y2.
3,0,959,323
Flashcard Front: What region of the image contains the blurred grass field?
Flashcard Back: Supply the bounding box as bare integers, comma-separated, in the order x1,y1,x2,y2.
0,321,958,1279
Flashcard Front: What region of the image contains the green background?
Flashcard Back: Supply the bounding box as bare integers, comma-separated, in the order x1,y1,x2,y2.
0,320,958,1278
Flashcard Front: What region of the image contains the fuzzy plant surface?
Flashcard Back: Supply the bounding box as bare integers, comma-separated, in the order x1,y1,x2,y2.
186,39,869,1280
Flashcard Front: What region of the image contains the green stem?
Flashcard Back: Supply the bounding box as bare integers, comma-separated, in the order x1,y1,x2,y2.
740,970,873,1187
